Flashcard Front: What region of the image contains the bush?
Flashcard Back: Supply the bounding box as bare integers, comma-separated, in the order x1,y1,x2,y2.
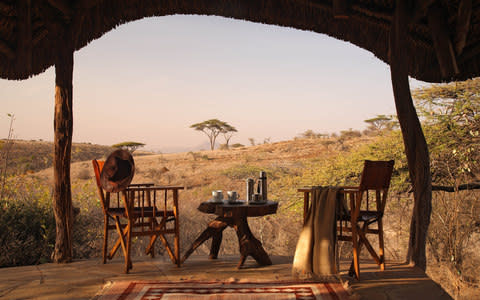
0,176,56,267
222,165,269,180
0,177,104,267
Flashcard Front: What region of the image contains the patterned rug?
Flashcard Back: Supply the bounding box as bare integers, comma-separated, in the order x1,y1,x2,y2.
96,280,350,300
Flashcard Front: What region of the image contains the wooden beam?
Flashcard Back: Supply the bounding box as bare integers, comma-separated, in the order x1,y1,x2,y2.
390,0,432,271
47,0,72,18
52,26,74,263
351,4,391,22
427,4,459,79
333,0,350,19
0,39,15,59
16,0,32,73
455,0,472,55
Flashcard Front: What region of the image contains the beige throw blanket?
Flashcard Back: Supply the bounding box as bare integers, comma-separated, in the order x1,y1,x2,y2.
292,186,339,280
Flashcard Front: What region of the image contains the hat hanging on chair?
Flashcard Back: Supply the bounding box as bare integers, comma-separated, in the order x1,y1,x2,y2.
100,149,135,193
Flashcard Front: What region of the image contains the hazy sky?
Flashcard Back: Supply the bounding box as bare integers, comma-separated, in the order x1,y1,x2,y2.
0,15,425,152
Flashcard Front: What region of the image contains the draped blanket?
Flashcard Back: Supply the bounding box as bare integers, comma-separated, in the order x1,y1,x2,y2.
292,186,339,280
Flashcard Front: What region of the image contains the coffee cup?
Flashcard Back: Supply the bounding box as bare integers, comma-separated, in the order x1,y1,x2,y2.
227,191,238,202
212,190,223,201
253,193,262,202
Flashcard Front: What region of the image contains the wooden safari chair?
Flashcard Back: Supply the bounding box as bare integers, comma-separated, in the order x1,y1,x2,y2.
298,159,394,279
92,155,183,273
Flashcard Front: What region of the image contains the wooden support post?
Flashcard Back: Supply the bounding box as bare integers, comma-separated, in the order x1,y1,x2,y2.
427,4,459,79
390,0,432,271
52,28,74,263
455,0,472,55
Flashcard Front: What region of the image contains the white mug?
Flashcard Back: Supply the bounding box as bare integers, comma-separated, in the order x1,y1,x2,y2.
227,191,238,202
212,190,223,201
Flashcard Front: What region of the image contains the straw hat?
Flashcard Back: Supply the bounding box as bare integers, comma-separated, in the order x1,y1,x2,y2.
100,149,135,193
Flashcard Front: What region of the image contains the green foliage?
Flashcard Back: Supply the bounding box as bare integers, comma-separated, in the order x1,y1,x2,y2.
339,128,362,140
222,164,268,180
364,114,399,135
231,143,244,148
297,130,328,139
413,78,480,183
0,176,55,267
0,177,103,267
112,141,146,153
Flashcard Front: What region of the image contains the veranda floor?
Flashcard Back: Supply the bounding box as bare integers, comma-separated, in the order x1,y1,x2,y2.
0,255,452,300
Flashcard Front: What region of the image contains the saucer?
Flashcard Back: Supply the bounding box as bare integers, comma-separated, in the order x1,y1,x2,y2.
208,199,224,203
225,200,244,205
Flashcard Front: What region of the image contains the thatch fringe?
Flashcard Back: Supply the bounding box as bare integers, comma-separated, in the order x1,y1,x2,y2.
1,0,480,82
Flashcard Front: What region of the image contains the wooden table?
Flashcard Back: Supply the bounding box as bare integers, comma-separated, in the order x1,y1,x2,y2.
181,200,278,268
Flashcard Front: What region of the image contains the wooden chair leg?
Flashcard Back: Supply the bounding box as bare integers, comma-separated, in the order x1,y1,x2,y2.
358,229,381,265
125,220,132,273
159,234,177,264
146,234,157,257
173,189,180,267
103,216,109,264
378,219,385,271
349,237,363,277
351,223,360,279
109,223,128,259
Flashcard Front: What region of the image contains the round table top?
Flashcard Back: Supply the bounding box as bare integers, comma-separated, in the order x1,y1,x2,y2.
198,200,278,217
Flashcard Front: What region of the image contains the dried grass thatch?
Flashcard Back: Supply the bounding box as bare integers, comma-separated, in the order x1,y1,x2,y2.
0,0,480,82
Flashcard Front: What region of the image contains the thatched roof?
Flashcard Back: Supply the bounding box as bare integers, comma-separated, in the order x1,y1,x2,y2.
0,0,479,82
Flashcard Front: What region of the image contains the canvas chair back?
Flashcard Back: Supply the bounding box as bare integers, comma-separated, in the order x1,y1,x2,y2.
357,160,394,214
92,159,108,213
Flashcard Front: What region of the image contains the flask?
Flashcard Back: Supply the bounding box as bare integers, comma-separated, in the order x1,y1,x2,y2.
259,171,267,201
246,178,255,202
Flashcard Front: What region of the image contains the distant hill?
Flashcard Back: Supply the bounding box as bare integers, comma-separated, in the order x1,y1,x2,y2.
0,140,116,174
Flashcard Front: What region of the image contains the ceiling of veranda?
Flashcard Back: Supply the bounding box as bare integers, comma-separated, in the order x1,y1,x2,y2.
1,0,479,82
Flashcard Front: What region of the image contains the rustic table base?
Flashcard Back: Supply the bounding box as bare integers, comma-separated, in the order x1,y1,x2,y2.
182,215,272,268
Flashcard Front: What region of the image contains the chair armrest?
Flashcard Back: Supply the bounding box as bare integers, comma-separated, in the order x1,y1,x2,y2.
338,186,360,192
126,185,184,191
128,183,155,187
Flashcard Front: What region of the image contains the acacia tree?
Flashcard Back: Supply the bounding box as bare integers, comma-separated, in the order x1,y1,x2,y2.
112,141,145,153
190,119,236,151
221,123,237,149
364,115,398,133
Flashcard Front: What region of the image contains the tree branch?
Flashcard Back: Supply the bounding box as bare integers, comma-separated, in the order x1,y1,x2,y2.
432,182,480,192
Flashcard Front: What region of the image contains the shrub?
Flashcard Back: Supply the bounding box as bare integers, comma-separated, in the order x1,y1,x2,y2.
0,176,55,267
231,143,244,148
